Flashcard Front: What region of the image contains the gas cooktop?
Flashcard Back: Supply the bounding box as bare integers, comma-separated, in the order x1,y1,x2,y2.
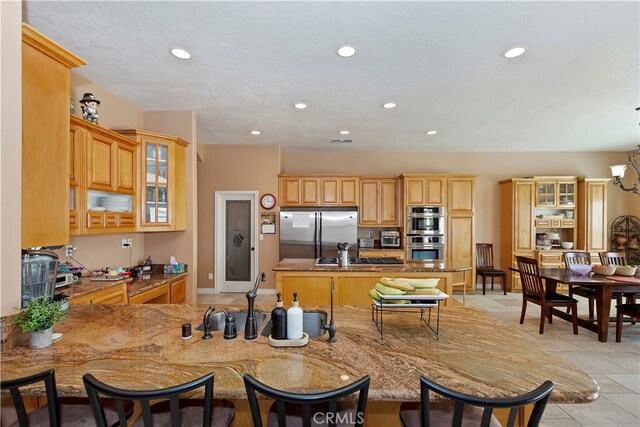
315,257,403,266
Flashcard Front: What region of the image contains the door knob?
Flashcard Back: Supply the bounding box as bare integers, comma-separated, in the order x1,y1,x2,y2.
250,247,255,251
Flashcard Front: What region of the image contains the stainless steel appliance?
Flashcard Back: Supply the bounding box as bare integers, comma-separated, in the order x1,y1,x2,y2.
380,231,401,248
406,206,445,235
21,250,59,308
315,257,403,266
280,208,358,260
405,235,445,261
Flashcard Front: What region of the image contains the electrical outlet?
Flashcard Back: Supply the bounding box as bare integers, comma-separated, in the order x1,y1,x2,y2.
126,238,132,248
65,245,74,257
208,273,214,280
121,239,128,248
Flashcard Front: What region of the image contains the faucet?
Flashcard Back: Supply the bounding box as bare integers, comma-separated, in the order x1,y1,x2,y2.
202,305,215,340
321,278,337,343
245,272,266,340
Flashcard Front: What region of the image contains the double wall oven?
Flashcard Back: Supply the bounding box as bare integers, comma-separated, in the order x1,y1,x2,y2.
405,206,445,261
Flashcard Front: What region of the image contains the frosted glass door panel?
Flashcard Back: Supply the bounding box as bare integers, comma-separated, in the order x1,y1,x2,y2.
158,146,168,183
225,200,251,282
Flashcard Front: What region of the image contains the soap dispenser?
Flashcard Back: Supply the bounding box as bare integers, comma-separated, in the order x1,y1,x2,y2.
271,293,287,340
286,292,303,340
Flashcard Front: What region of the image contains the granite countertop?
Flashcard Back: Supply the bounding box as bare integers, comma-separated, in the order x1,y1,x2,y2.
273,258,471,273
58,272,187,299
0,304,598,403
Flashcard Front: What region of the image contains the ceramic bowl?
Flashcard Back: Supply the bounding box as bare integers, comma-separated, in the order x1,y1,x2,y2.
561,242,574,249
569,264,592,275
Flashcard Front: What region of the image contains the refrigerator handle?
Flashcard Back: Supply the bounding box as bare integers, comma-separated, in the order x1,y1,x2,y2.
317,212,322,258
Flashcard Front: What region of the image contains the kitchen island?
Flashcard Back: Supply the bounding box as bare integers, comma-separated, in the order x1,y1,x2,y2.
274,258,471,306
0,304,597,426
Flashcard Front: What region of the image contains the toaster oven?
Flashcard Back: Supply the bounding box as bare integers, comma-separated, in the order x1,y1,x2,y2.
380,231,401,248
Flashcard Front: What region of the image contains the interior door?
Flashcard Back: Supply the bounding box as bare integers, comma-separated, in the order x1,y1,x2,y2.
215,192,258,292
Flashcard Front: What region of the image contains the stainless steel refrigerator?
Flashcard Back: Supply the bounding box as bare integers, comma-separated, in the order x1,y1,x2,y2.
279,208,358,260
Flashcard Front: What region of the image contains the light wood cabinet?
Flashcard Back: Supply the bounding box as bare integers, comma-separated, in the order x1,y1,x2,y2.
170,278,186,304
128,284,170,304
577,179,609,254
278,175,359,207
70,117,140,235
535,178,576,208
115,129,189,231
22,24,85,248
403,175,446,206
447,213,475,290
281,276,332,305
70,283,127,305
359,178,400,226
448,177,475,214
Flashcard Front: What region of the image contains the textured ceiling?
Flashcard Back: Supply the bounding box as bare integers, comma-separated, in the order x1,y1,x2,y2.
24,1,639,152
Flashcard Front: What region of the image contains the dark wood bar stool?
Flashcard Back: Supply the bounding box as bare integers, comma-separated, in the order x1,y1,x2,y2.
476,243,507,295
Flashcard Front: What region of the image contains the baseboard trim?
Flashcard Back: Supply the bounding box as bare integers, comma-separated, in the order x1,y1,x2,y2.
197,288,217,294
257,289,276,295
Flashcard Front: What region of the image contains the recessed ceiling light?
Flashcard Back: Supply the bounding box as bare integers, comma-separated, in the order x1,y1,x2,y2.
250,130,261,135
170,48,191,60
337,45,356,58
503,47,525,58
339,130,350,135
426,130,437,135
294,103,308,109
382,102,397,109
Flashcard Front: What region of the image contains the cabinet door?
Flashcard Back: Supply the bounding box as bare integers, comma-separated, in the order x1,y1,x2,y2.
115,141,136,194
170,278,186,304
282,276,331,305
69,125,83,186
87,132,115,191
359,180,379,225
280,178,301,205
321,178,339,205
535,181,555,207
379,180,400,225
514,181,534,252
447,215,474,288
406,178,426,206
448,178,474,214
92,289,127,304
425,178,445,206
301,179,320,205
557,181,576,207
143,142,170,225
339,178,358,205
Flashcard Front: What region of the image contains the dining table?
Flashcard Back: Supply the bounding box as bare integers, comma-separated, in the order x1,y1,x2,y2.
517,267,640,342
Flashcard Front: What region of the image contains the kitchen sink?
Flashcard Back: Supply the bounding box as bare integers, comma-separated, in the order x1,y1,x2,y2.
195,311,268,332
261,310,328,338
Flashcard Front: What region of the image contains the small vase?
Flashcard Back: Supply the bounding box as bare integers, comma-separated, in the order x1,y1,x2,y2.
616,236,627,250
28,327,53,349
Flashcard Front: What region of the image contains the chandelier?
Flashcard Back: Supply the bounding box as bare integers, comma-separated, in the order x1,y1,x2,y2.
610,108,640,195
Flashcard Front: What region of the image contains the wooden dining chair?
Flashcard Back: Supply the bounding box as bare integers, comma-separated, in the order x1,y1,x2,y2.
599,251,639,308
616,303,640,342
243,374,370,427
399,376,554,427
563,252,596,319
516,256,578,335
83,372,235,427
476,243,507,295
0,368,132,427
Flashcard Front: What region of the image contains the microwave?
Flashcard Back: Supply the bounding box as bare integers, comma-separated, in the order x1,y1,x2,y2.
380,231,400,248
406,206,445,235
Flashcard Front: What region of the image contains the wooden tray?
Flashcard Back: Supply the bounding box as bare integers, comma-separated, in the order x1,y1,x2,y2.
268,333,309,347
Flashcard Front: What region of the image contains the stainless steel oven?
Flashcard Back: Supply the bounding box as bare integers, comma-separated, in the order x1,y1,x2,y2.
405,235,445,261
406,206,445,235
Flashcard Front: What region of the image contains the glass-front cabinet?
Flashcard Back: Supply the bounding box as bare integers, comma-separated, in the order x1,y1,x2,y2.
145,143,169,224
535,178,576,208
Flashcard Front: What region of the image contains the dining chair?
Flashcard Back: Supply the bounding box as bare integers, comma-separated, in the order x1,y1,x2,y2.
516,256,578,335
563,252,596,319
243,374,370,427
0,368,132,427
475,243,507,295
599,251,639,308
83,372,235,427
615,303,640,342
399,376,554,427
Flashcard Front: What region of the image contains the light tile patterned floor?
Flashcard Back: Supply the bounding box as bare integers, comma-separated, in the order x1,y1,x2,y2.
199,290,640,426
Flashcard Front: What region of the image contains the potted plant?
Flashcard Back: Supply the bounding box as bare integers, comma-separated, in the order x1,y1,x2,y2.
15,298,65,349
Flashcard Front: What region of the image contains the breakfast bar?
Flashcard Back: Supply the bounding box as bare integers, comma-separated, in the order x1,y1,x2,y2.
0,304,598,426
273,258,471,306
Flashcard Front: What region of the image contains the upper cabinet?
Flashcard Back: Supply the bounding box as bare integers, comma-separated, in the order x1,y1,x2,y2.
278,175,359,207
359,178,401,226
70,117,140,235
115,129,189,231
535,177,576,208
22,24,85,248
402,175,446,206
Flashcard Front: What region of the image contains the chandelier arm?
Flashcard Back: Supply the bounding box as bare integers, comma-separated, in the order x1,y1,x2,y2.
614,176,640,195
628,145,640,179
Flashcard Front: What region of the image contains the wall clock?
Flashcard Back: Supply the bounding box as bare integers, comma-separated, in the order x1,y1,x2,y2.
260,193,277,210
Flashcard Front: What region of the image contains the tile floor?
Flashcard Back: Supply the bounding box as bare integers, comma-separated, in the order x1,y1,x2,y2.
199,290,639,427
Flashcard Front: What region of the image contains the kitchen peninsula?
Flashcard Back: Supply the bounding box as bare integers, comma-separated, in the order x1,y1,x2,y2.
273,258,471,306
0,304,598,427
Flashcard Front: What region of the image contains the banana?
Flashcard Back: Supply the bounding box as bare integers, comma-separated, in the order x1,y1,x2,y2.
379,277,415,291
368,288,381,300
375,282,406,295
394,278,439,288
406,288,441,295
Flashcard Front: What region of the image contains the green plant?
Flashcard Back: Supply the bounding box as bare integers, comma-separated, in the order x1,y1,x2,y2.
15,298,65,333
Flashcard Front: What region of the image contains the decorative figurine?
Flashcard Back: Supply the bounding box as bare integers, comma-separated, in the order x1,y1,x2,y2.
79,92,100,124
